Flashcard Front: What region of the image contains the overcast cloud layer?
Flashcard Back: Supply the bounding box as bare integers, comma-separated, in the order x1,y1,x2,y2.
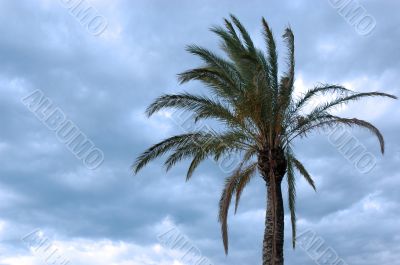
0,0,399,264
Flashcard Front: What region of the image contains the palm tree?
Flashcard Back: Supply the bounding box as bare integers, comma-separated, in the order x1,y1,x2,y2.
132,15,396,265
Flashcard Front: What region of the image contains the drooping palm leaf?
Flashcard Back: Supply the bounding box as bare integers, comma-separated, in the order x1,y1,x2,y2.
286,151,296,248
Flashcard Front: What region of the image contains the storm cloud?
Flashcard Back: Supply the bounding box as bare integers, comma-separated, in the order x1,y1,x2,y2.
0,0,399,264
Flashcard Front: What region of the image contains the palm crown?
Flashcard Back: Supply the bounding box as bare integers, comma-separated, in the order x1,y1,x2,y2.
133,15,396,263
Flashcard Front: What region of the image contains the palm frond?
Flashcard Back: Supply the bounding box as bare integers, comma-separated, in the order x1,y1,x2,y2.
333,117,385,153
164,130,250,172
234,161,258,213
308,92,397,118
183,45,242,90
279,27,295,103
211,23,258,84
286,151,296,248
261,18,278,92
230,14,256,54
164,145,200,172
132,133,204,174
145,93,242,128
261,18,279,144
178,67,238,100
292,115,386,154
291,156,316,191
223,18,241,43
219,171,240,254
186,152,207,181
275,27,295,138
294,84,352,113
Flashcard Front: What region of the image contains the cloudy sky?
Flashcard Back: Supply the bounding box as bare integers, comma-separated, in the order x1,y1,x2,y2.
0,0,399,264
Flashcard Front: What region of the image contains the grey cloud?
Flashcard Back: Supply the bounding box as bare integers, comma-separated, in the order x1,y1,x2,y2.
0,0,399,264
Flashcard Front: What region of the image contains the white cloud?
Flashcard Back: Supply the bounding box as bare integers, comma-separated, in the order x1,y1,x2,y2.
0,237,177,265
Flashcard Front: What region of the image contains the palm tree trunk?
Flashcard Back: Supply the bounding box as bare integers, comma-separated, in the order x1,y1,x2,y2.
262,175,284,265
258,148,286,265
